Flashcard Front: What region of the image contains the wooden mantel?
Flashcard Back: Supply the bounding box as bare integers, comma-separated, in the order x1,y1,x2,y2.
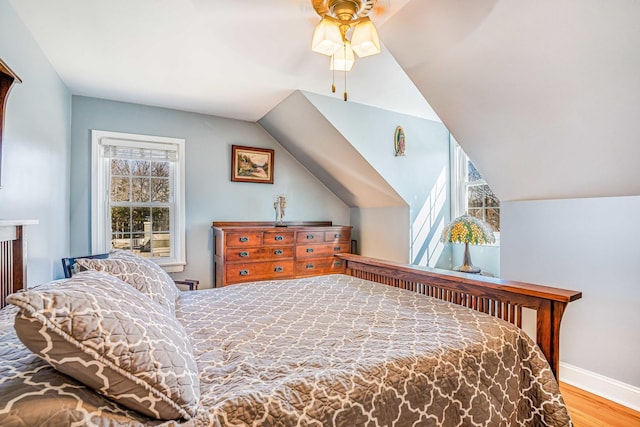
0,219,38,308
0,219,39,227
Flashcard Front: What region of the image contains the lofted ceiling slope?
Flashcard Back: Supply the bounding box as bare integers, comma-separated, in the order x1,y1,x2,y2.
259,91,406,208
381,0,640,201
11,0,639,203
8,0,440,122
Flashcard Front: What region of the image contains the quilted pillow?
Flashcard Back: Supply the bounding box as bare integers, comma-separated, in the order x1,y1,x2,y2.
76,251,180,314
7,271,200,420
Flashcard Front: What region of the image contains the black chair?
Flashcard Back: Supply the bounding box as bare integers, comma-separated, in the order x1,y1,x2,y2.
61,253,199,291
61,253,109,278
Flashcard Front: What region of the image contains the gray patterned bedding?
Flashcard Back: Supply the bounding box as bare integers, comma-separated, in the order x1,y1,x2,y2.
0,274,571,426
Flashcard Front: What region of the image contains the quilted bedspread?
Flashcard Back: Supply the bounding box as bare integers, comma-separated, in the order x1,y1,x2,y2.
0,274,571,426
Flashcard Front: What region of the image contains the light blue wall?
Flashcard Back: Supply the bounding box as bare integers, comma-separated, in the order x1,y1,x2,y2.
0,0,71,284
302,92,451,266
70,96,350,288
501,196,640,388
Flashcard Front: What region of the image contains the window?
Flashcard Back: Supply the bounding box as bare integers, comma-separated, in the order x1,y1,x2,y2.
91,131,185,271
451,139,500,237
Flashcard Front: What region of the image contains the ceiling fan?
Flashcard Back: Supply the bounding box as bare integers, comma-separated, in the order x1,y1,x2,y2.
302,0,391,20
306,0,391,100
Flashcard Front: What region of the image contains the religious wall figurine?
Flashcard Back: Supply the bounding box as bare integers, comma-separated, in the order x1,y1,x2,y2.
394,125,406,156
274,194,287,226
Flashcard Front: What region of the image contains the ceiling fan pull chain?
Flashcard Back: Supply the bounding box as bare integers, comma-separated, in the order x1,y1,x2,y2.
343,44,348,101
343,75,348,101
332,56,336,93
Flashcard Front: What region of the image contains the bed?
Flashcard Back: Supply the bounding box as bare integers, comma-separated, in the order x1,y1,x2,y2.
0,227,581,426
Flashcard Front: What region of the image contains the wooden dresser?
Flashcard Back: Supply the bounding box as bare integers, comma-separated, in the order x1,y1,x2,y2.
213,221,352,287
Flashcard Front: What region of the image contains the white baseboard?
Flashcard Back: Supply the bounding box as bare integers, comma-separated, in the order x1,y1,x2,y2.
559,362,640,412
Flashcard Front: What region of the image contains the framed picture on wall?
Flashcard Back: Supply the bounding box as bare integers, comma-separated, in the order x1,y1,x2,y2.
231,145,274,184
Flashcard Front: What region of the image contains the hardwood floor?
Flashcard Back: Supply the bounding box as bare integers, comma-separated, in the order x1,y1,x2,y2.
560,382,640,427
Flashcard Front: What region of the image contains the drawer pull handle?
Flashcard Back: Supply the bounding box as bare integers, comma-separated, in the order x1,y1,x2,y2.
306,248,314,253
275,235,284,241
239,251,249,257
306,264,314,269
306,234,315,240
239,236,249,242
333,261,342,267
335,233,341,238
239,270,249,276
274,266,284,273
333,246,341,251
274,249,283,255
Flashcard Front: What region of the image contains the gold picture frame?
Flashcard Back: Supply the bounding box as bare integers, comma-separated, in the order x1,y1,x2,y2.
231,145,274,184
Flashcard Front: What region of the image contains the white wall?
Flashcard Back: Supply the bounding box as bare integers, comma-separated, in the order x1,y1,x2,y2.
350,207,409,263
0,0,71,284
302,92,451,267
382,0,640,202
258,91,406,209
501,196,640,389
70,96,350,288
450,244,500,277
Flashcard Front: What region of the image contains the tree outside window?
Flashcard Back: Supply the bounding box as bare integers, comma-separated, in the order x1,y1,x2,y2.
451,140,500,237
110,158,172,258
465,161,500,232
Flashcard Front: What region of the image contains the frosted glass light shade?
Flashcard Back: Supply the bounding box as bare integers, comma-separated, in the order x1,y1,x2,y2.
311,17,342,56
330,42,355,71
351,18,381,58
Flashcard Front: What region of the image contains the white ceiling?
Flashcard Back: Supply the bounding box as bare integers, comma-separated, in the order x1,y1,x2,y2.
10,0,440,122
12,0,639,202
382,0,640,201
259,91,406,208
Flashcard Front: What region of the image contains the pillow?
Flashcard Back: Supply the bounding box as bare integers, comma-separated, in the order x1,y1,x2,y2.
7,271,200,420
76,251,180,314
111,249,181,299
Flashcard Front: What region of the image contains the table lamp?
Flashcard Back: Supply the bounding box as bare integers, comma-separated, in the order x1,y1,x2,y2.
440,214,496,274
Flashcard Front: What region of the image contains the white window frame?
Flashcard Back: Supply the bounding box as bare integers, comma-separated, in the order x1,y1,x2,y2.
91,130,186,272
450,138,500,245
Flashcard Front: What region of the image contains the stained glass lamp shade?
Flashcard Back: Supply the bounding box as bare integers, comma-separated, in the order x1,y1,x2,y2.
440,214,496,273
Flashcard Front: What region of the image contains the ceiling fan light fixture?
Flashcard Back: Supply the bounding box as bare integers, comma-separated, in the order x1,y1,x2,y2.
351,17,381,57
311,0,380,99
330,41,355,71
311,16,343,56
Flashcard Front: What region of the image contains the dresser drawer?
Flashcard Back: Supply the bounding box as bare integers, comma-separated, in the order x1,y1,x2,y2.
226,260,295,284
295,258,346,277
263,231,294,246
213,222,352,287
226,231,263,248
296,230,325,243
324,230,351,242
226,246,294,262
296,242,350,259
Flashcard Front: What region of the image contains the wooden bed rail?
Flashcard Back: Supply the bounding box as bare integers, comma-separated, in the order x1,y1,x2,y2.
336,254,582,378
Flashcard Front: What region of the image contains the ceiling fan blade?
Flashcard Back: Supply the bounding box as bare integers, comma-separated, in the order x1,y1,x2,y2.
371,0,391,18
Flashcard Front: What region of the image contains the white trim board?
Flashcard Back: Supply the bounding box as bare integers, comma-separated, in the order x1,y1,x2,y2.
560,362,640,412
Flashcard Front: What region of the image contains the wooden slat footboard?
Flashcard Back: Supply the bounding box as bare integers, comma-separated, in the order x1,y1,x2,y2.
0,220,37,308
336,254,582,378
0,225,23,308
